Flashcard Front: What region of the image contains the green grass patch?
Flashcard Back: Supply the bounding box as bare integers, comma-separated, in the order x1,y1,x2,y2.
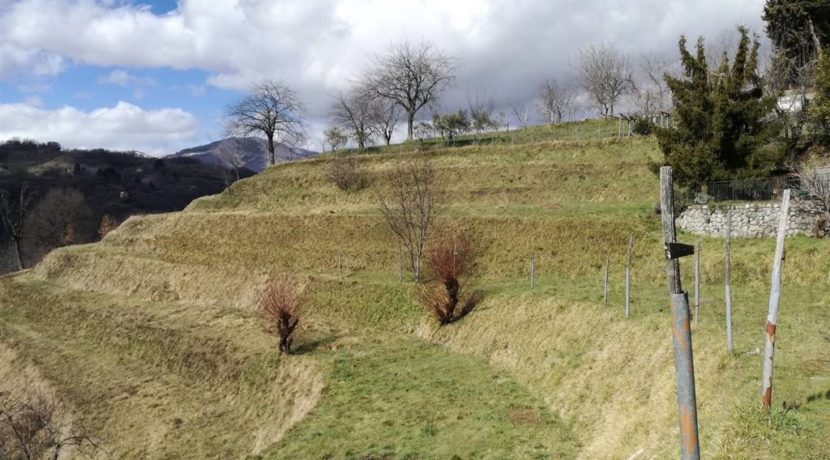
268,338,578,460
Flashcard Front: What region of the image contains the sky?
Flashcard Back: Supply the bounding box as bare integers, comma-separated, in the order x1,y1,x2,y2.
0,0,768,156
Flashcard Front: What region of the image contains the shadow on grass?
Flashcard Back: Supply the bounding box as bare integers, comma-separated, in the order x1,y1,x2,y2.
292,334,342,355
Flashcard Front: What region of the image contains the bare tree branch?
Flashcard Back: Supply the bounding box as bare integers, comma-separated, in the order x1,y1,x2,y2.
330,89,375,149
362,40,455,140
225,80,307,166
0,183,32,270
377,160,437,282
576,44,634,116
536,79,574,124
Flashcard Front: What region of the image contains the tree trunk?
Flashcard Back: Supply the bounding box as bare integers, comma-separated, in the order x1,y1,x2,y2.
13,237,23,270
444,278,459,323
267,136,276,166
407,112,415,140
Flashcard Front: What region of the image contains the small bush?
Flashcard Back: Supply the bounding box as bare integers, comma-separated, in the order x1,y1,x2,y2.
329,156,368,192
98,214,119,238
258,278,303,354
420,232,481,324
632,118,653,136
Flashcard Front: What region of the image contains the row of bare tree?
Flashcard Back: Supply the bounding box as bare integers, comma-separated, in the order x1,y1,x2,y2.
0,185,118,271
224,38,684,156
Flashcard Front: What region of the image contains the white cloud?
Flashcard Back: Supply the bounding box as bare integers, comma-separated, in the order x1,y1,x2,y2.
1,0,769,149
98,69,154,87
0,101,199,155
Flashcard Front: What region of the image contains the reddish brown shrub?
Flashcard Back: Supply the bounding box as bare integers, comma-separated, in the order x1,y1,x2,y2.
421,232,481,324
98,214,119,238
258,278,302,354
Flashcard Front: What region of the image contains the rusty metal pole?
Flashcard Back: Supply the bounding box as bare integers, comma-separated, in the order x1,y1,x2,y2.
659,167,701,460
761,189,791,410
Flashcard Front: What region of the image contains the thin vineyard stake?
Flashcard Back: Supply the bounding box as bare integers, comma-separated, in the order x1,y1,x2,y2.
398,243,403,283
761,189,791,410
724,210,733,353
694,240,701,326
659,166,701,460
625,235,633,318
338,249,343,282
530,253,536,291
603,255,610,307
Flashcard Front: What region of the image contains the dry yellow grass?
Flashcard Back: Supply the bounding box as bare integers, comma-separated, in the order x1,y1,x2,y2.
1,132,828,458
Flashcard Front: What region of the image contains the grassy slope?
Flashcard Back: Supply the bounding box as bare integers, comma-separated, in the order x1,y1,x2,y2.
2,121,829,459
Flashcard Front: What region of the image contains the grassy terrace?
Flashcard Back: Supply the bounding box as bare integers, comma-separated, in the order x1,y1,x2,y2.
2,121,828,459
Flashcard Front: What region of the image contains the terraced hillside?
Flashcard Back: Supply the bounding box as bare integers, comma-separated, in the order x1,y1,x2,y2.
2,127,829,459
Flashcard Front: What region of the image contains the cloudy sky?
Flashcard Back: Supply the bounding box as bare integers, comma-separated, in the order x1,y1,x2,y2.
0,0,767,155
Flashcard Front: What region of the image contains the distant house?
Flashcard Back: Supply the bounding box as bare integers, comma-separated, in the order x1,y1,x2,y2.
776,90,814,113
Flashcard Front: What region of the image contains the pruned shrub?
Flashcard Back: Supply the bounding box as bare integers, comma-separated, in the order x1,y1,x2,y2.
420,232,481,324
329,156,368,192
257,278,303,354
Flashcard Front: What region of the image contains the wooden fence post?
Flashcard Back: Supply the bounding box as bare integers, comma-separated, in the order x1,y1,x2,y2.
761,189,791,410
625,235,633,318
724,210,733,353
659,166,701,460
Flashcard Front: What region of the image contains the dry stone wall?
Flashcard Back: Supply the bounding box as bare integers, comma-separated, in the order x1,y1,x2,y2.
677,200,824,238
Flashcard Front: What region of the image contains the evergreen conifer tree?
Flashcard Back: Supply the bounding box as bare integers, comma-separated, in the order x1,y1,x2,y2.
655,28,781,189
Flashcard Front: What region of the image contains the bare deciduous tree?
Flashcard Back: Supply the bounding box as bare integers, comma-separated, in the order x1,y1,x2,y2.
225,80,307,166
576,44,634,116
378,159,437,282
632,53,674,115
322,127,349,152
330,90,375,149
369,97,399,145
258,278,303,354
23,188,95,263
467,89,498,136
216,142,247,182
794,160,830,235
0,390,100,460
0,183,32,270
512,102,533,130
536,78,574,124
363,40,455,140
765,49,816,158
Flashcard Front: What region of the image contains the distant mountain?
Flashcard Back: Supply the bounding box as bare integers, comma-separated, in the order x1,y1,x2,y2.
170,137,317,172
0,139,235,273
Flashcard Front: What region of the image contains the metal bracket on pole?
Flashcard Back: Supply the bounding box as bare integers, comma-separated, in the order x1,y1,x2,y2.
666,242,695,260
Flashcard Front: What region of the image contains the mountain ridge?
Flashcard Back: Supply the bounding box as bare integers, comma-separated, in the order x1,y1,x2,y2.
169,137,318,172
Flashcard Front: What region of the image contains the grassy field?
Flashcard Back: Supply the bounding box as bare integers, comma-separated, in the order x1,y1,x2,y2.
1,122,828,459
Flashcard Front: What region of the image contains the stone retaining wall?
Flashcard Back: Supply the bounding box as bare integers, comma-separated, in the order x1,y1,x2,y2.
676,200,824,238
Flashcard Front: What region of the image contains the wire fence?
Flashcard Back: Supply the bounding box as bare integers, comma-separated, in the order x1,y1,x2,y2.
677,173,830,205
